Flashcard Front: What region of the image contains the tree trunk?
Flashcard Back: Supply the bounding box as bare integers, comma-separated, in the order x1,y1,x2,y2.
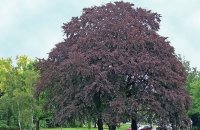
97,117,103,130
108,125,116,130
35,96,40,130
17,101,22,130
87,116,92,130
36,119,40,130
30,103,34,130
94,118,97,128
131,118,137,130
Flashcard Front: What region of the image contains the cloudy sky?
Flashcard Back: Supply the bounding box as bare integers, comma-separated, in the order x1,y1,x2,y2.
0,0,200,69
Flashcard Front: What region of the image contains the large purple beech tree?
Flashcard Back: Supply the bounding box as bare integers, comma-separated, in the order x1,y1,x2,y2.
36,2,190,130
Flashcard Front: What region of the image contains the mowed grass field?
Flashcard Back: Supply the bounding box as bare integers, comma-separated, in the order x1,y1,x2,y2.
40,124,130,130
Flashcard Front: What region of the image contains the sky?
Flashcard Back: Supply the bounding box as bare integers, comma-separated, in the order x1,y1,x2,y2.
0,0,200,69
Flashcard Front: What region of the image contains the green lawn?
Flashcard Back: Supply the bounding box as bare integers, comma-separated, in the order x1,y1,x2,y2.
41,128,97,130
40,124,130,130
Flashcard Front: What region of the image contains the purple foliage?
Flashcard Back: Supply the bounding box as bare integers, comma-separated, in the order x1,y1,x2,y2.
36,1,190,129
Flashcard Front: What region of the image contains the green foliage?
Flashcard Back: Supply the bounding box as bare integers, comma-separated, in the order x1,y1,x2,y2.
0,55,42,130
179,55,200,127
187,70,200,125
190,79,200,113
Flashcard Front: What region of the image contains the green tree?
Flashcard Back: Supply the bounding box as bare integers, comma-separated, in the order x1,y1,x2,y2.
190,78,200,112
0,56,41,130
179,55,200,128
0,58,17,129
187,70,200,127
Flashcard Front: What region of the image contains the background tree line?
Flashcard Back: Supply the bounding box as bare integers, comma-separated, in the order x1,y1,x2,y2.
0,56,48,130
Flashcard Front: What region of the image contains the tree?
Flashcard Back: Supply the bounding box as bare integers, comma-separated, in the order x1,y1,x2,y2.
0,56,40,130
37,2,190,130
0,58,17,129
181,57,200,127
189,77,200,125
15,56,40,130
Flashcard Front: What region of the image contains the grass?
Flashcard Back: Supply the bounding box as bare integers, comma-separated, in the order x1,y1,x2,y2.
41,128,97,130
40,124,130,130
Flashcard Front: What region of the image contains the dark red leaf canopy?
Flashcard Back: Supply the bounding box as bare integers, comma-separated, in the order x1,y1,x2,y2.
37,1,190,124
